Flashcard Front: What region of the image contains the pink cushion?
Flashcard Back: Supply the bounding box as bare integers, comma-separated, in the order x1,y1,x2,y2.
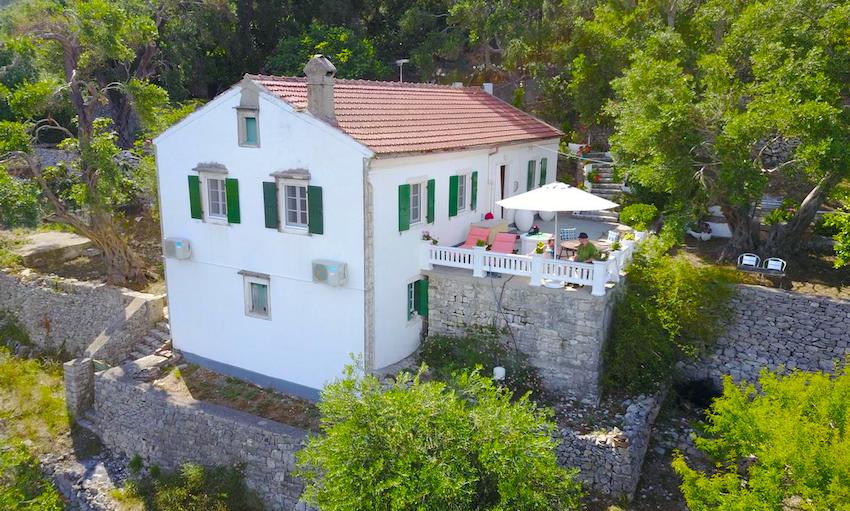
490,233,517,253
461,227,491,248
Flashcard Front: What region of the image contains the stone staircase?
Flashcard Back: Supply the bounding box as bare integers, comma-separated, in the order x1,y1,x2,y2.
573,152,621,223
123,316,172,364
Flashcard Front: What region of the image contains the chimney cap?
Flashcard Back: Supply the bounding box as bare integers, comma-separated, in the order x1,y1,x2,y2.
304,55,336,82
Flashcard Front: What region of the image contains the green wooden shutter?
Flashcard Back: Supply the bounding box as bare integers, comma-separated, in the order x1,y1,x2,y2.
398,184,410,231
448,175,459,217
415,279,429,317
527,160,535,190
426,179,435,224
188,175,203,219
471,171,478,211
262,182,278,229
225,178,240,224
539,158,548,186
308,185,324,235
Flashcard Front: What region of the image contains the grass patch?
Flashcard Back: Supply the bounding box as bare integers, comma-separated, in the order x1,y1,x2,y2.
0,347,68,449
0,231,24,270
114,463,264,511
0,311,32,349
418,327,545,400
0,441,64,511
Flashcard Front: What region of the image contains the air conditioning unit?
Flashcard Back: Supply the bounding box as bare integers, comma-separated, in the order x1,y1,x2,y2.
163,238,192,260
312,259,347,287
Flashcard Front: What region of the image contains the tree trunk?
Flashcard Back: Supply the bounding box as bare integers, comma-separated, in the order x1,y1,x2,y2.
719,203,758,261
75,211,148,288
761,172,840,256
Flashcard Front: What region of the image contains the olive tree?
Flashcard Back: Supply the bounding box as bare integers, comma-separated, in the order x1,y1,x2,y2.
674,368,850,508
608,0,850,258
296,364,583,511
0,0,176,286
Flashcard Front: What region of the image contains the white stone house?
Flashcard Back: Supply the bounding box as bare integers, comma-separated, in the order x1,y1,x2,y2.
154,56,562,399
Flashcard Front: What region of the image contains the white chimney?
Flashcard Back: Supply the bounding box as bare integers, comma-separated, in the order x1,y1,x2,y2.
304,54,337,124
482,82,494,94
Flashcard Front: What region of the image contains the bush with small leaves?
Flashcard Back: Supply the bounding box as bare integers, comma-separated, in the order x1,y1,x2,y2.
674,368,850,508
619,203,658,231
297,364,582,511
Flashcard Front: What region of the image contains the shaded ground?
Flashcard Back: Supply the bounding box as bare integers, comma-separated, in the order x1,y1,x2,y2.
680,236,849,299
155,364,321,432
0,213,166,294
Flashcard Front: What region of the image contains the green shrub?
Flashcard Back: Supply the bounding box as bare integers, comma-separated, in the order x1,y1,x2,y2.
121,463,263,511
297,364,582,511
0,441,63,511
763,198,798,225
602,238,737,394
419,327,545,400
619,203,658,231
674,368,850,508
820,211,850,267
0,167,39,228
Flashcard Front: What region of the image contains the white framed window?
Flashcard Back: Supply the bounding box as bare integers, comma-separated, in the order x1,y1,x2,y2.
409,182,423,225
201,172,228,224
282,183,309,230
457,173,468,212
237,108,260,147
243,274,271,319
407,281,416,320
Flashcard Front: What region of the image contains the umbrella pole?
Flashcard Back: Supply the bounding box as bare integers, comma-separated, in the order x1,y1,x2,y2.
554,212,559,260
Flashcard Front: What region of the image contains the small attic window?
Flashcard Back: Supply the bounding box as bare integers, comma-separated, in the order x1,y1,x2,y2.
237,108,260,148
245,116,257,144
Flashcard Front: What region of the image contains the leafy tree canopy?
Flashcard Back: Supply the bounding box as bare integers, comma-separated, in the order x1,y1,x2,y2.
674,368,850,509
266,23,390,79
297,364,583,511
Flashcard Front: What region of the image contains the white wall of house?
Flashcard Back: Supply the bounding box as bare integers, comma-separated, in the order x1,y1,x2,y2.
155,85,372,394
368,139,560,369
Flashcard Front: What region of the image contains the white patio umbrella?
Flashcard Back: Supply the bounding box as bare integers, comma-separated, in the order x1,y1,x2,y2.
496,182,619,258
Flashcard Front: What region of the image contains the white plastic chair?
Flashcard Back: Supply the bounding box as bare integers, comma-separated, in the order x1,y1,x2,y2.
737,253,761,268
763,257,787,272
560,228,577,241
606,230,620,244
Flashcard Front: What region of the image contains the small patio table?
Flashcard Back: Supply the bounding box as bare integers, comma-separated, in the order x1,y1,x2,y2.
520,232,553,254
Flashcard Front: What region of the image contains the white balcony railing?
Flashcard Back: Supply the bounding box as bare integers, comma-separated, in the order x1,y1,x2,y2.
421,232,645,297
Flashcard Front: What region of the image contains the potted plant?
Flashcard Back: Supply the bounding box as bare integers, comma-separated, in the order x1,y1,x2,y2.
528,224,540,236
421,231,439,245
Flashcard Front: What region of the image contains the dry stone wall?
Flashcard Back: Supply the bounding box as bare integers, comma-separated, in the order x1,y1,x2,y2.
682,285,850,385
0,270,163,363
81,363,312,510
425,268,617,402
556,392,663,498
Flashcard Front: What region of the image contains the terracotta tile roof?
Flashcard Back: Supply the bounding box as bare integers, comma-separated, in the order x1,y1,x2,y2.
248,75,562,155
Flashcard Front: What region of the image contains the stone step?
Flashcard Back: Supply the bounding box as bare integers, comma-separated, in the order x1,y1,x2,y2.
129,350,146,360
151,329,171,342
573,211,620,222
593,183,622,190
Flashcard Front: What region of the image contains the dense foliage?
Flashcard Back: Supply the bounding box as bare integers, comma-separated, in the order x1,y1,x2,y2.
618,203,658,232
821,211,850,267
419,327,545,399
607,0,850,258
119,463,264,511
674,368,850,509
297,364,582,511
603,237,737,394
0,166,39,228
0,441,63,511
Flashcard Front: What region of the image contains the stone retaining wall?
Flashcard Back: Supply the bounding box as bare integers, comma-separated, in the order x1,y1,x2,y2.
425,267,617,402
0,270,163,363
682,285,850,385
69,360,311,510
556,392,664,499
